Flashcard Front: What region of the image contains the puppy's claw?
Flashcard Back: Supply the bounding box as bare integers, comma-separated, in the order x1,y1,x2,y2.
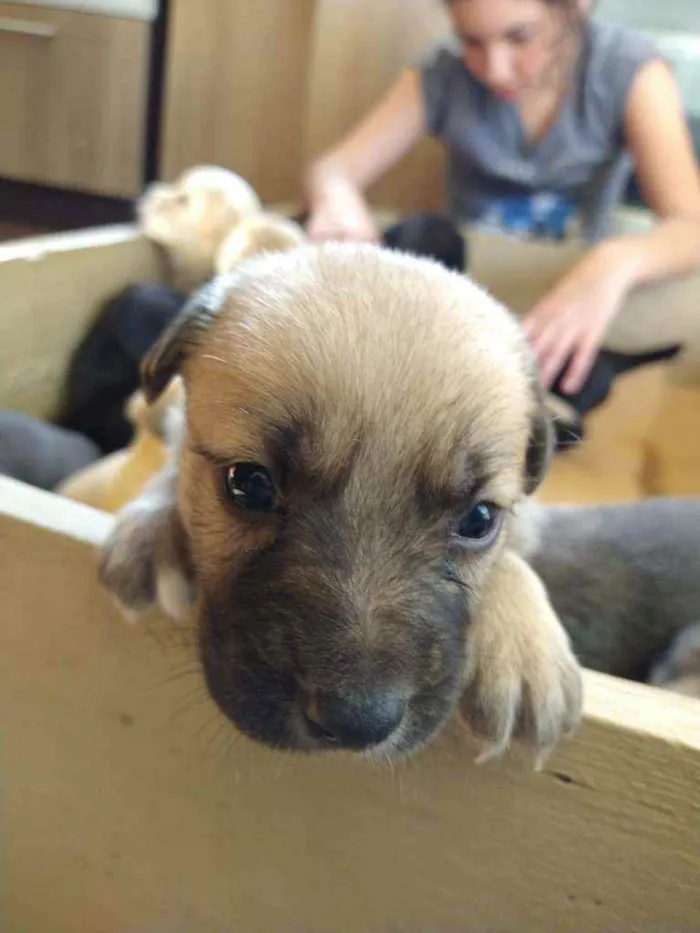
533,745,554,772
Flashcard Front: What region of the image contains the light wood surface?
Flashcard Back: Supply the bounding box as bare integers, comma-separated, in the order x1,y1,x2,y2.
0,224,699,932
0,3,150,197
159,0,316,204
303,0,449,210
0,225,165,418
0,476,699,933
158,0,449,208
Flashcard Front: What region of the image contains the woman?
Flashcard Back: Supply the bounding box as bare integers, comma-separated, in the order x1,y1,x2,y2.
304,0,700,396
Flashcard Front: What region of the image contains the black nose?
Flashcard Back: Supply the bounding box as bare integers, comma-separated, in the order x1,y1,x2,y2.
303,689,408,750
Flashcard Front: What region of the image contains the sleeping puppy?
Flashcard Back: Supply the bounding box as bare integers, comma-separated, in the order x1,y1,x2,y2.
99,244,583,762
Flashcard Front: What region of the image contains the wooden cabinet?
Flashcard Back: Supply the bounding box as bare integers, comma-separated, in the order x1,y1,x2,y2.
304,0,450,212
159,0,316,205
0,3,150,197
158,0,451,211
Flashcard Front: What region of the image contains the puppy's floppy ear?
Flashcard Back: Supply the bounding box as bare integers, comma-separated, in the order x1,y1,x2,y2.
523,375,554,495
141,277,229,403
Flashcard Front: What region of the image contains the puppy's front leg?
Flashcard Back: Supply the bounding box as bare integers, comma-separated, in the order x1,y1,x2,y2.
99,462,195,622
460,549,583,767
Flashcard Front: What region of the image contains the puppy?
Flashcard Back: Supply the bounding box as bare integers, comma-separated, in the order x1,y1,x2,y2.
516,498,700,689
0,411,100,491
54,283,187,454
57,377,185,514
138,165,262,292
99,244,582,762
649,622,700,698
382,213,468,273
215,213,307,275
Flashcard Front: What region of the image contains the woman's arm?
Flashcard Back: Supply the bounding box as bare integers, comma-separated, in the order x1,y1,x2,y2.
304,69,428,242
607,57,700,286
523,59,700,394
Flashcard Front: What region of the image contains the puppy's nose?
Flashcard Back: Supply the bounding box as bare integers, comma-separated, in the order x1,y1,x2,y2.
303,689,408,750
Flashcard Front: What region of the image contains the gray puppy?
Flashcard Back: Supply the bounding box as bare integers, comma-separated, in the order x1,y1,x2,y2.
515,499,700,695
0,411,101,491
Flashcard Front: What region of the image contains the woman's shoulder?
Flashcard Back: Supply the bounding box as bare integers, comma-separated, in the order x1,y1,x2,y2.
415,35,466,78
584,18,661,85
415,36,481,136
579,18,662,129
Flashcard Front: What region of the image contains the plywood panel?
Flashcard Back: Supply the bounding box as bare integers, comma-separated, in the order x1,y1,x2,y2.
0,224,164,418
0,3,149,196
0,477,699,933
159,0,316,204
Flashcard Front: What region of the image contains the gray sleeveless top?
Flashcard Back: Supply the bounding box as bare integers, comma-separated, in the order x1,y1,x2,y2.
418,19,660,241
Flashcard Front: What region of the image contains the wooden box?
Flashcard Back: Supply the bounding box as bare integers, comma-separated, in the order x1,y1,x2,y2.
0,226,698,933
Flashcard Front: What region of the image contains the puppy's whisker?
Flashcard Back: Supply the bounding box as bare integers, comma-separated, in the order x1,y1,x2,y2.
220,728,243,770
193,708,229,754
206,716,235,764
150,662,202,691
167,688,214,729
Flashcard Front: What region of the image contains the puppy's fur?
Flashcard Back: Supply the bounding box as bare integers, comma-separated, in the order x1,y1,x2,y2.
0,412,100,490
58,378,185,514
53,283,186,454
138,166,262,292
138,165,307,292
649,622,700,698
215,213,308,275
100,244,582,762
517,498,700,691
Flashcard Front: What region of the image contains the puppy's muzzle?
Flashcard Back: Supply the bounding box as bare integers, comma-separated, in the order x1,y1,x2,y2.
301,687,410,751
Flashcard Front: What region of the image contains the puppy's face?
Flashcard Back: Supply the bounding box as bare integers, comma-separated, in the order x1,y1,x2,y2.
145,245,550,758
137,166,262,275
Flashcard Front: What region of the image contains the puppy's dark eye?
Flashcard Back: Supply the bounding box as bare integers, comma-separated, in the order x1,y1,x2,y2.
456,502,501,545
224,463,277,511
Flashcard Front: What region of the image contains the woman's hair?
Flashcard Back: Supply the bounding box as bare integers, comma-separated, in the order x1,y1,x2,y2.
443,0,589,41
444,0,588,14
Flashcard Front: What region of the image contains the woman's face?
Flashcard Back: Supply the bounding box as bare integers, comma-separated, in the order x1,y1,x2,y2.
447,0,577,101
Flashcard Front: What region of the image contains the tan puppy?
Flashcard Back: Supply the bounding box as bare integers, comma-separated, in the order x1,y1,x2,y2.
215,213,307,274
58,378,185,513
99,244,582,762
138,165,262,291
59,210,307,514
138,165,307,292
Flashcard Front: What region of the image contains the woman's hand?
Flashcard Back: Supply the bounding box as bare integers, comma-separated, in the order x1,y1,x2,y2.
305,175,380,245
521,241,635,395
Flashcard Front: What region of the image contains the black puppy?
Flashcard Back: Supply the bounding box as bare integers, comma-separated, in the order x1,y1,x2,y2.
382,213,468,272
54,283,187,454
549,344,682,450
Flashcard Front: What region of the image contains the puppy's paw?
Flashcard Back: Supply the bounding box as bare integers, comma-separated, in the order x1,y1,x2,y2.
99,505,160,617
648,622,700,698
460,549,583,767
99,489,196,623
